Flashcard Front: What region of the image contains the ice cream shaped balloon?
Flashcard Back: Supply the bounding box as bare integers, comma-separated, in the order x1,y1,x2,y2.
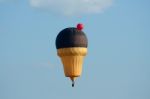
56,23,88,87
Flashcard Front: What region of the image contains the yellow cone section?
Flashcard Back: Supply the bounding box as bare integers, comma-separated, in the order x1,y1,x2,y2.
57,47,87,79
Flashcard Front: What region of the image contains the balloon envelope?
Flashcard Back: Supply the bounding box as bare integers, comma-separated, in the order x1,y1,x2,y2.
56,26,88,87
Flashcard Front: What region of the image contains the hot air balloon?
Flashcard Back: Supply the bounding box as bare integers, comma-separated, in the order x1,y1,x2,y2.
56,23,88,87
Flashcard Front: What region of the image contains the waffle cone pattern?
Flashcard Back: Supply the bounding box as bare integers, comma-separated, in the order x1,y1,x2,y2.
57,47,87,77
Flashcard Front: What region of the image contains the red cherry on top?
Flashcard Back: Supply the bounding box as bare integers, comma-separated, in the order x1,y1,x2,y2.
77,23,84,30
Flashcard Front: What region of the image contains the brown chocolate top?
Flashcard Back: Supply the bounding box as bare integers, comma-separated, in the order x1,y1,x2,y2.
56,28,88,49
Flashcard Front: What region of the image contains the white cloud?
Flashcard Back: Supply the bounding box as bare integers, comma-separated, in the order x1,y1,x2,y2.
29,0,112,16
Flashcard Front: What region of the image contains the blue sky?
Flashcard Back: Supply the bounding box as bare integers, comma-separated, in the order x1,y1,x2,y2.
0,0,150,99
